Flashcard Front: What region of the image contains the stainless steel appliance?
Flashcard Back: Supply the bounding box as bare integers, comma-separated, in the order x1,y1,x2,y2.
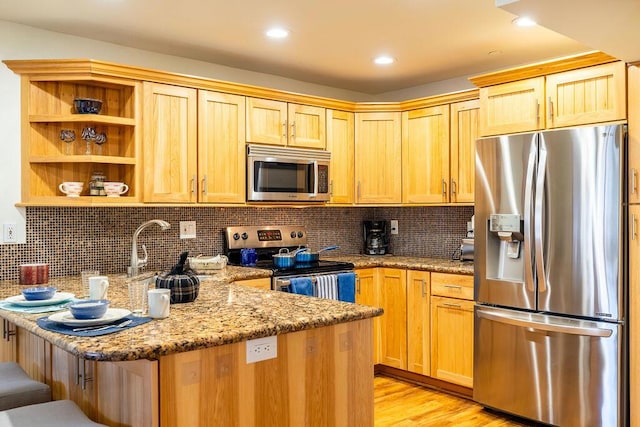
474,124,626,426
246,145,330,202
363,220,389,255
223,225,354,291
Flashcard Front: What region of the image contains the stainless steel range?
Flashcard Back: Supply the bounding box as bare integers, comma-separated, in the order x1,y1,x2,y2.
223,225,354,291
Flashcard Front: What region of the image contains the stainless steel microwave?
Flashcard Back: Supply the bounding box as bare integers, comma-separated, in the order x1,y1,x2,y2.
247,144,331,202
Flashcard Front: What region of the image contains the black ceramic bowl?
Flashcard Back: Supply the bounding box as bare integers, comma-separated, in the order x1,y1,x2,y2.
73,98,103,114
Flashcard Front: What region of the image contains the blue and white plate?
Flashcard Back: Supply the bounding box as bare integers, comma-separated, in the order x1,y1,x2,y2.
4,292,74,307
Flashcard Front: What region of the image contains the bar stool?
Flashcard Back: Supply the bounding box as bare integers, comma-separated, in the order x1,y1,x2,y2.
0,400,107,426
0,362,51,411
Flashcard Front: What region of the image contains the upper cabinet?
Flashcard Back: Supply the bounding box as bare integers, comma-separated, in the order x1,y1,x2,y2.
402,105,450,204
4,59,141,205
198,91,246,204
450,99,479,204
246,98,326,149
355,112,402,204
143,82,198,203
472,55,627,137
326,109,354,204
629,65,640,205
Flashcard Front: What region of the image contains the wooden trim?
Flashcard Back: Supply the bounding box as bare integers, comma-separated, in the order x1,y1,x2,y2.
4,59,478,114
469,51,619,88
375,364,473,398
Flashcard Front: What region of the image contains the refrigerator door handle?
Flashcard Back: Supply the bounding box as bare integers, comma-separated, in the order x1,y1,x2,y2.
523,139,537,293
476,309,613,337
534,144,548,293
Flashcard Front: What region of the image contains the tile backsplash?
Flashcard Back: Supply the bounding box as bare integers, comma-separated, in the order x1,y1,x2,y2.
0,205,473,281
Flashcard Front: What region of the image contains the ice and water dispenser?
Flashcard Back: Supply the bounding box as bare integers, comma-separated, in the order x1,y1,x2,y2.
486,213,525,282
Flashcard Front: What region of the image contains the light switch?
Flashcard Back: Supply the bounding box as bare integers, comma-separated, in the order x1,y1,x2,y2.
179,221,196,239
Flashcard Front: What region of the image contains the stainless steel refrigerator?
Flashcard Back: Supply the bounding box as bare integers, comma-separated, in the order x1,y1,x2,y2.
474,124,626,426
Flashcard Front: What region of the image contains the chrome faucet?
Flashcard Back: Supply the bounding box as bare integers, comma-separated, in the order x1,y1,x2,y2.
128,219,171,277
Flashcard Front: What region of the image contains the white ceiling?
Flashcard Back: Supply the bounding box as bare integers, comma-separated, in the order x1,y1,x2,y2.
0,0,618,95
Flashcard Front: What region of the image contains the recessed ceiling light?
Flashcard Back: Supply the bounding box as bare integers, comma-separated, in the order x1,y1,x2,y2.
265,28,289,39
512,16,536,27
374,55,395,65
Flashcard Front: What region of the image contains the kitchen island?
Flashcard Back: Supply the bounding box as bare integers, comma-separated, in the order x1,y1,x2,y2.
0,267,382,427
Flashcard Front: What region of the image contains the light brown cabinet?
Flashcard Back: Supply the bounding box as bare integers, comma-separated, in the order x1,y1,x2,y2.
478,61,626,137
0,319,17,362
355,268,380,364
378,268,407,369
406,270,430,376
143,83,246,204
246,98,326,149
234,277,271,290
430,272,474,388
628,65,640,205
5,60,141,205
402,105,450,204
143,82,198,203
354,112,402,204
450,99,479,203
326,109,355,204
197,91,246,203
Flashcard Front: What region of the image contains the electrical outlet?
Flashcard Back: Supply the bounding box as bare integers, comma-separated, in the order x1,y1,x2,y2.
3,223,17,243
179,221,196,239
390,220,399,235
246,336,277,363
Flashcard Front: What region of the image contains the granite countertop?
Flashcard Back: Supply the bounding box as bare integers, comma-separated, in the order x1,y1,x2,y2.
0,256,471,362
0,266,381,362
326,254,474,275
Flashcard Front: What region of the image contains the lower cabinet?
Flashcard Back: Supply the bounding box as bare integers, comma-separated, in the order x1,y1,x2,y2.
356,268,474,388
407,270,430,375
0,319,17,362
234,277,271,290
430,273,474,388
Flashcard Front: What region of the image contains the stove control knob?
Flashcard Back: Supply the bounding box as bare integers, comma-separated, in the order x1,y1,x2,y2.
297,231,304,238
233,233,240,240
290,231,296,238
241,232,249,240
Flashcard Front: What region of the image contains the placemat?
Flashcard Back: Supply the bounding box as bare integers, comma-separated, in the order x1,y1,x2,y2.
36,314,152,337
0,299,78,314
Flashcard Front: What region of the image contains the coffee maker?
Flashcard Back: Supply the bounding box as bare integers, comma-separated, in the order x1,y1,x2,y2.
363,220,389,255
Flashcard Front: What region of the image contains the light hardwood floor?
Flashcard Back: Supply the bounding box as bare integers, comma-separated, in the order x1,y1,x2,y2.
374,376,540,426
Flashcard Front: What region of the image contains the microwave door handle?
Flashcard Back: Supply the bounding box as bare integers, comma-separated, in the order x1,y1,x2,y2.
312,160,318,197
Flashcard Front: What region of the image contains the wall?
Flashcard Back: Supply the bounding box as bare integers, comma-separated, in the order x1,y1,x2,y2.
0,206,472,281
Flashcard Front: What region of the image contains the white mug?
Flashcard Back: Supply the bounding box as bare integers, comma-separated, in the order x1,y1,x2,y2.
59,181,84,197
148,288,170,319
88,276,109,300
103,182,129,197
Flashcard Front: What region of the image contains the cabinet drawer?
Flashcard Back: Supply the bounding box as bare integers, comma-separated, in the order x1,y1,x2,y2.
431,273,473,300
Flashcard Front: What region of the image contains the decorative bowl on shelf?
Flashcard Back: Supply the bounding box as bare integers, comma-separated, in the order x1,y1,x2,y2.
73,98,103,114
21,286,57,301
68,299,109,319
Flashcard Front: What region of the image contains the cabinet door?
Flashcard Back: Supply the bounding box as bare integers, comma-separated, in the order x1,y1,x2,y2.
356,268,380,365
378,268,407,369
431,296,474,387
479,77,544,136
234,278,271,290
288,104,326,149
630,206,640,427
355,112,402,204
546,61,626,128
198,91,246,203
450,99,479,203
246,97,287,146
17,328,48,383
143,82,197,203
326,110,354,204
402,105,450,203
406,270,430,375
0,319,17,362
50,346,98,419
630,66,640,205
